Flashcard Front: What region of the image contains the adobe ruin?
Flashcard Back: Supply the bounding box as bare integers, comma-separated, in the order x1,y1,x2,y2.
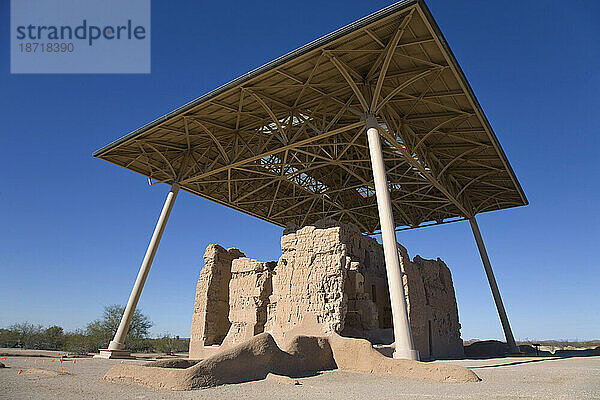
190,219,463,360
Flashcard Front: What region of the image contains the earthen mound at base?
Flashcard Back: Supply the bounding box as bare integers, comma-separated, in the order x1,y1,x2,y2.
146,359,200,369
103,333,479,390
464,340,509,358
328,333,479,383
23,368,67,378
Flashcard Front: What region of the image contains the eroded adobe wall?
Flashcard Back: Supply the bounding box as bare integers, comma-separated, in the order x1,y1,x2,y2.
411,256,464,359
189,219,463,359
189,244,244,357
268,221,349,340
221,258,275,347
269,219,393,342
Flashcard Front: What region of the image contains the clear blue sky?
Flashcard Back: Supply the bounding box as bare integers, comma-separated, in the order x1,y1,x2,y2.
1,0,598,341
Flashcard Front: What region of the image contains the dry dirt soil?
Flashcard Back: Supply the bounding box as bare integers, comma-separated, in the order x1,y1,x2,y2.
1,354,599,399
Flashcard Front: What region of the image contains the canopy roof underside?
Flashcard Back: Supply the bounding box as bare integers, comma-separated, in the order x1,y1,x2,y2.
94,0,527,233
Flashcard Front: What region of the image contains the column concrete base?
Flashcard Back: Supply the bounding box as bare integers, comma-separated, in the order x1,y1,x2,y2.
393,348,420,361
94,349,135,359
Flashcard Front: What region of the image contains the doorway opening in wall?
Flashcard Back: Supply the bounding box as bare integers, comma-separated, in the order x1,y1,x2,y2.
203,302,230,347
428,320,433,359
371,284,377,303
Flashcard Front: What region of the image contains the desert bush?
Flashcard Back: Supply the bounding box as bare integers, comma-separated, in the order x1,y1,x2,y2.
0,328,19,348
42,326,65,350
8,322,44,349
62,330,95,354
154,334,179,355
1,306,194,354
517,339,600,349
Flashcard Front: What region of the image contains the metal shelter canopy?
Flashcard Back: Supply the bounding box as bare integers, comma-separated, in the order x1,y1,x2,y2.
94,0,527,234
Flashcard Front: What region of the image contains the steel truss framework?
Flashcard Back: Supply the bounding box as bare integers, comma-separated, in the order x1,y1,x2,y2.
94,0,527,234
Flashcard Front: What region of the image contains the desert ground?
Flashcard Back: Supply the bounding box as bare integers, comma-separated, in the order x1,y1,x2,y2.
1,352,599,399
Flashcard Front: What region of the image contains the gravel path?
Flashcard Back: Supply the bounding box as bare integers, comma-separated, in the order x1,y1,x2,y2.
1,355,599,399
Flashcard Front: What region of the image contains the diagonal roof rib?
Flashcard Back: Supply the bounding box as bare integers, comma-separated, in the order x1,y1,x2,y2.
94,0,527,233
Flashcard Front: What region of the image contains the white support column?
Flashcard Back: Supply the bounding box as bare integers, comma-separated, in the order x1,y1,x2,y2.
469,216,520,354
96,183,180,359
366,114,419,361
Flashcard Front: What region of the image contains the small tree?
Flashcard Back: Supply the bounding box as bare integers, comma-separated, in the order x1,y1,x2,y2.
9,322,44,349
85,305,153,351
43,326,65,350
0,328,19,348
